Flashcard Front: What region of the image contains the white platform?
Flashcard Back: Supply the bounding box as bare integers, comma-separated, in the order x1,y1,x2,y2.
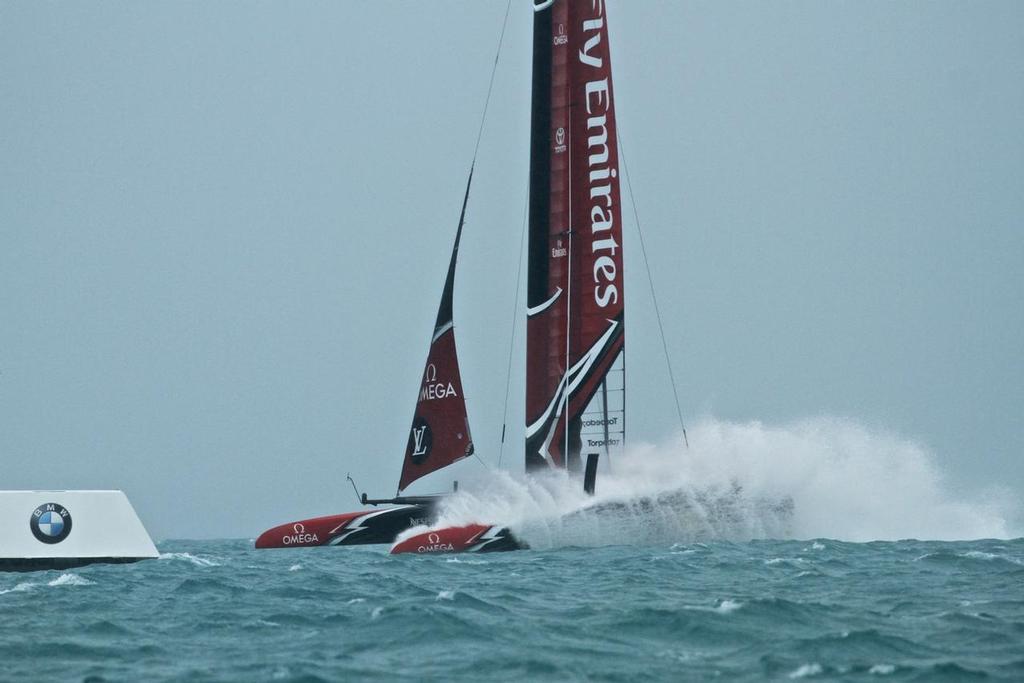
0,490,158,572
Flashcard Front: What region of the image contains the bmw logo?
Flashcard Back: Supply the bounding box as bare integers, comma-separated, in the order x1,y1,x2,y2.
30,503,73,544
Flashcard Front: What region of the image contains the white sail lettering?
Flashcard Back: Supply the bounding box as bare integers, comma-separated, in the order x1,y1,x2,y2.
595,284,618,307
594,255,616,284
587,115,609,166
412,426,428,456
585,79,609,114
593,235,618,254
591,204,613,232
419,382,458,401
579,18,604,68
581,4,619,309
590,179,614,208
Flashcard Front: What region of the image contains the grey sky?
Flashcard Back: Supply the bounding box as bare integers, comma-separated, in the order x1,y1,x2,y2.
2,2,1021,539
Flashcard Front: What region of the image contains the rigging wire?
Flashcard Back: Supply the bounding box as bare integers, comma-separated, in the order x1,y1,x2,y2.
497,190,529,469
462,0,513,470
471,0,513,167
617,132,690,448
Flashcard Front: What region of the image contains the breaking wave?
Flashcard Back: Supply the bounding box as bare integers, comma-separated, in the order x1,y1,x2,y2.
47,574,95,587
435,416,1016,545
158,552,221,567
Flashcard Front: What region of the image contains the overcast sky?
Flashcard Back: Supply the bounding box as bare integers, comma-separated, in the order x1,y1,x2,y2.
2,2,1021,539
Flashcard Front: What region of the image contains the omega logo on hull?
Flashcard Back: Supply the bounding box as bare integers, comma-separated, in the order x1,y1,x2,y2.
414,532,456,553
417,543,456,553
281,522,319,545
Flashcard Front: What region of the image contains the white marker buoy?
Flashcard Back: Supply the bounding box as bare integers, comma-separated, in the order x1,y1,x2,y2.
0,490,158,572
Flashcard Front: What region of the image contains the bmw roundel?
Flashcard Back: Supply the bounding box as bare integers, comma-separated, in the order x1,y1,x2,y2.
30,503,73,544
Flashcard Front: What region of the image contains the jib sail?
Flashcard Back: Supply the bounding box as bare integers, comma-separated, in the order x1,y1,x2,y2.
398,171,476,491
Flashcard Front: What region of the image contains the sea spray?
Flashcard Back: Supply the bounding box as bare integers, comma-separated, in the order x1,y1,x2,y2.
428,416,1014,545
675,416,1015,540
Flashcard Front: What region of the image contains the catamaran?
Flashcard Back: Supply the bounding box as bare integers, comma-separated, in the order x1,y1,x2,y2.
258,0,644,553
255,171,478,550
393,0,626,554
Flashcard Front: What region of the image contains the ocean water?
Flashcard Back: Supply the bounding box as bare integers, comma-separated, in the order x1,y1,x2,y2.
2,538,1023,681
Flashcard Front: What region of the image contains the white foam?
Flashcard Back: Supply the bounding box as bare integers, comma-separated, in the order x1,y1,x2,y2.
714,599,743,614
445,557,488,565
965,551,1022,565
370,606,383,620
346,597,366,604
869,664,896,675
432,416,1015,544
47,573,94,587
680,416,1014,541
789,663,823,679
0,581,36,595
288,564,302,572
963,550,998,560
436,589,456,601
159,552,220,567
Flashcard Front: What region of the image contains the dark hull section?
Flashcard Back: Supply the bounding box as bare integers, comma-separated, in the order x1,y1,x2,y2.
255,503,436,549
0,557,150,573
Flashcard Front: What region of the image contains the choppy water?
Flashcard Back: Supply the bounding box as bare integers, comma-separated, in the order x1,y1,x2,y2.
2,539,1023,681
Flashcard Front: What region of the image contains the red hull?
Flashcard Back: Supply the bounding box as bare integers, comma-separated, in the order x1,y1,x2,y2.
390,524,525,555
255,504,433,549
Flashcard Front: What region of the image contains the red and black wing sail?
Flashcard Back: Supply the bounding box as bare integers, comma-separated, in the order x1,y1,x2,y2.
525,0,625,471
398,171,475,492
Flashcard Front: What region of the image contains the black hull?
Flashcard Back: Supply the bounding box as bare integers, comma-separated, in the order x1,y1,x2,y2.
0,557,150,573
332,504,436,546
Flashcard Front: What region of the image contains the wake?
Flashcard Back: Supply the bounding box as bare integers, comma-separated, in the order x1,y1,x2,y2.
433,416,1016,546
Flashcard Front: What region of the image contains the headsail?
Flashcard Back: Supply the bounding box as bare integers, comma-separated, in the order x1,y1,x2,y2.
525,0,626,471
398,171,476,491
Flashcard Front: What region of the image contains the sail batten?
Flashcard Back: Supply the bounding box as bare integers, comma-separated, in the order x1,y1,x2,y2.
526,0,626,471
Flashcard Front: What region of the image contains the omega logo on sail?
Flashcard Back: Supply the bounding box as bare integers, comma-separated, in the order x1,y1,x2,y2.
419,363,458,401
579,5,620,309
554,23,567,46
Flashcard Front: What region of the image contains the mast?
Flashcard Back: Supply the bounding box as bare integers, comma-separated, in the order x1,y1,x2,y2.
398,171,476,492
525,0,626,472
